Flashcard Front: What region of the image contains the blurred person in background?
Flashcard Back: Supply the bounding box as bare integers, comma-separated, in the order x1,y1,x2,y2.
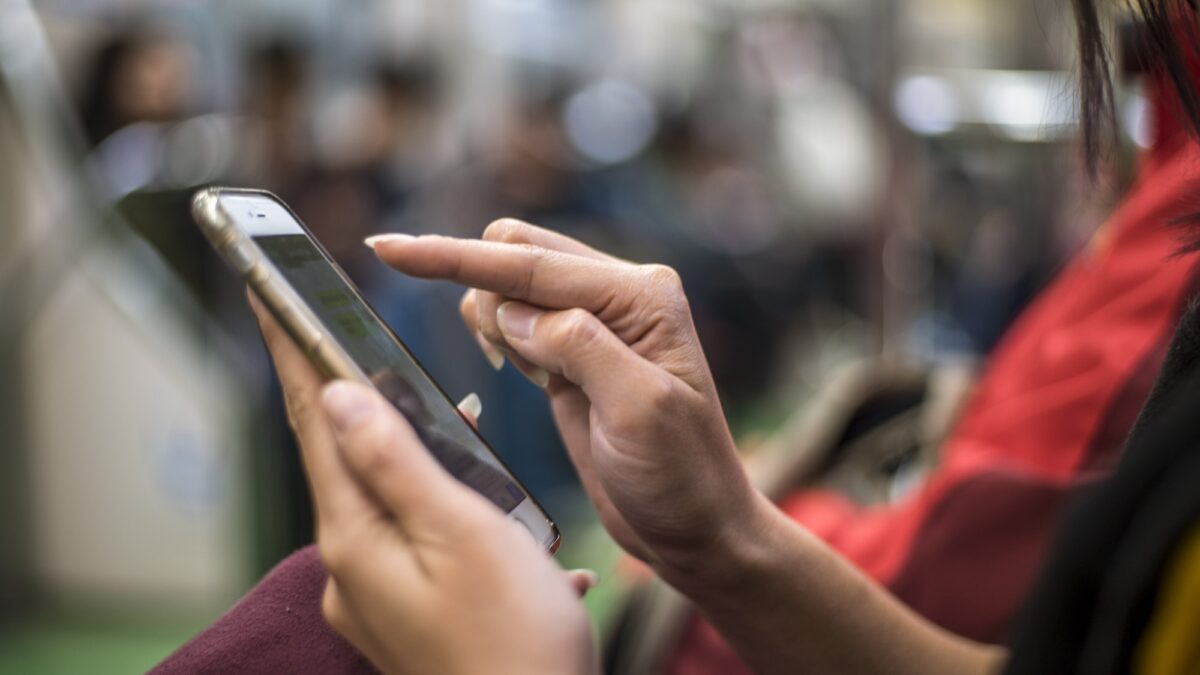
76,22,196,199
71,19,255,332
292,58,443,269
77,23,191,149
148,3,1200,674
641,106,824,411
435,82,622,244
236,38,312,199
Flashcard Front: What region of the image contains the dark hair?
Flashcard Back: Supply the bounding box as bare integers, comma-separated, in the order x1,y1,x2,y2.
372,59,442,107
244,37,310,100
1073,1,1200,172
76,27,169,147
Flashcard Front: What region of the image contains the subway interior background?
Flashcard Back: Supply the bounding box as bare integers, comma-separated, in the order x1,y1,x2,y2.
0,0,1148,672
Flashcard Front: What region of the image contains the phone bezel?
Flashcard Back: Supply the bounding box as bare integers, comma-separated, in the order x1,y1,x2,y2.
191,187,561,553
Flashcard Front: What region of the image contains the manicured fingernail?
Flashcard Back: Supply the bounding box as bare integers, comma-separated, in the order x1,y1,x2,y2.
510,354,551,389
457,392,483,420
322,381,376,432
519,363,550,388
574,569,601,589
497,302,539,341
474,331,506,371
364,233,416,250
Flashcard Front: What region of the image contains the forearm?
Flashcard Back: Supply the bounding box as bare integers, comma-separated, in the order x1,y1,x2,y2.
657,493,1008,675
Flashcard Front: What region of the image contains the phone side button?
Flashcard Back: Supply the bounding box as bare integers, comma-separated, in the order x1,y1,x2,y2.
225,240,258,273
283,309,324,352
245,260,271,286
305,333,327,361
308,333,359,381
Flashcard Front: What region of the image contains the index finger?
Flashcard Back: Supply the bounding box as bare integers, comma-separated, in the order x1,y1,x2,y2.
372,235,632,313
481,218,621,263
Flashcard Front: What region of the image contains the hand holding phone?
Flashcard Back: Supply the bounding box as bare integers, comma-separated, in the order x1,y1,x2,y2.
249,299,594,675
191,188,558,550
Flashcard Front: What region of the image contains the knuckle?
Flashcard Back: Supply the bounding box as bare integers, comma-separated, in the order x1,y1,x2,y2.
609,375,676,434
643,264,684,294
639,264,690,327
283,392,313,434
321,584,346,629
483,218,529,242
344,420,397,476
478,313,506,345
555,308,601,347
644,374,677,409
318,533,354,573
510,243,552,298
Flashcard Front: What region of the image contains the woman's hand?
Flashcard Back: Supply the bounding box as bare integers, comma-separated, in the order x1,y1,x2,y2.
250,297,595,675
368,220,763,587
365,226,1008,675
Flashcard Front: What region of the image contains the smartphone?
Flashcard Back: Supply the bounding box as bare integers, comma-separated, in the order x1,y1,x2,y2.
191,187,559,552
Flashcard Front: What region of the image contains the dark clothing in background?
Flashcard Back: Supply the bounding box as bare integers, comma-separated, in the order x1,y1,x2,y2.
670,47,1200,675
1005,300,1200,675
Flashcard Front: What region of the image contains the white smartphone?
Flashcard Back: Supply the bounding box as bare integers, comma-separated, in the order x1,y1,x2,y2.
191,187,560,552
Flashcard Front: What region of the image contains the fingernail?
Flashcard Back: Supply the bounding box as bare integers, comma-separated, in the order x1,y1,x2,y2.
510,354,551,389
474,331,506,371
497,302,539,341
322,381,376,432
457,392,483,420
364,233,416,250
574,569,601,589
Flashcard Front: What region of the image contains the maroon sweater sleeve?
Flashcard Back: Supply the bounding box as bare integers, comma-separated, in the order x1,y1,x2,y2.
151,546,377,675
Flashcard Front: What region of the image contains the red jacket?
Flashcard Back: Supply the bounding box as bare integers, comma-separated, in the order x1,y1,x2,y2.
669,67,1200,673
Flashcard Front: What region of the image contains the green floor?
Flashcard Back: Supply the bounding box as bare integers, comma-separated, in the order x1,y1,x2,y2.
0,615,209,675
0,511,625,674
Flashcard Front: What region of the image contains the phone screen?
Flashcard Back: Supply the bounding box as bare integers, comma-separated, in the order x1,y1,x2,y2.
242,216,528,514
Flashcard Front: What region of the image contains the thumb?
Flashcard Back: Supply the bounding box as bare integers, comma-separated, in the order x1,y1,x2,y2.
321,380,476,529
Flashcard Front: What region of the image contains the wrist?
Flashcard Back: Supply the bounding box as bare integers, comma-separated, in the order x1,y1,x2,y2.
650,487,780,601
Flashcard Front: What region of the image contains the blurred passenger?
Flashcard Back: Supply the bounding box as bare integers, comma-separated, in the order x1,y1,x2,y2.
77,25,191,149
72,22,243,315
295,59,442,272
76,24,194,198
644,109,822,407
236,38,312,198
444,85,619,243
